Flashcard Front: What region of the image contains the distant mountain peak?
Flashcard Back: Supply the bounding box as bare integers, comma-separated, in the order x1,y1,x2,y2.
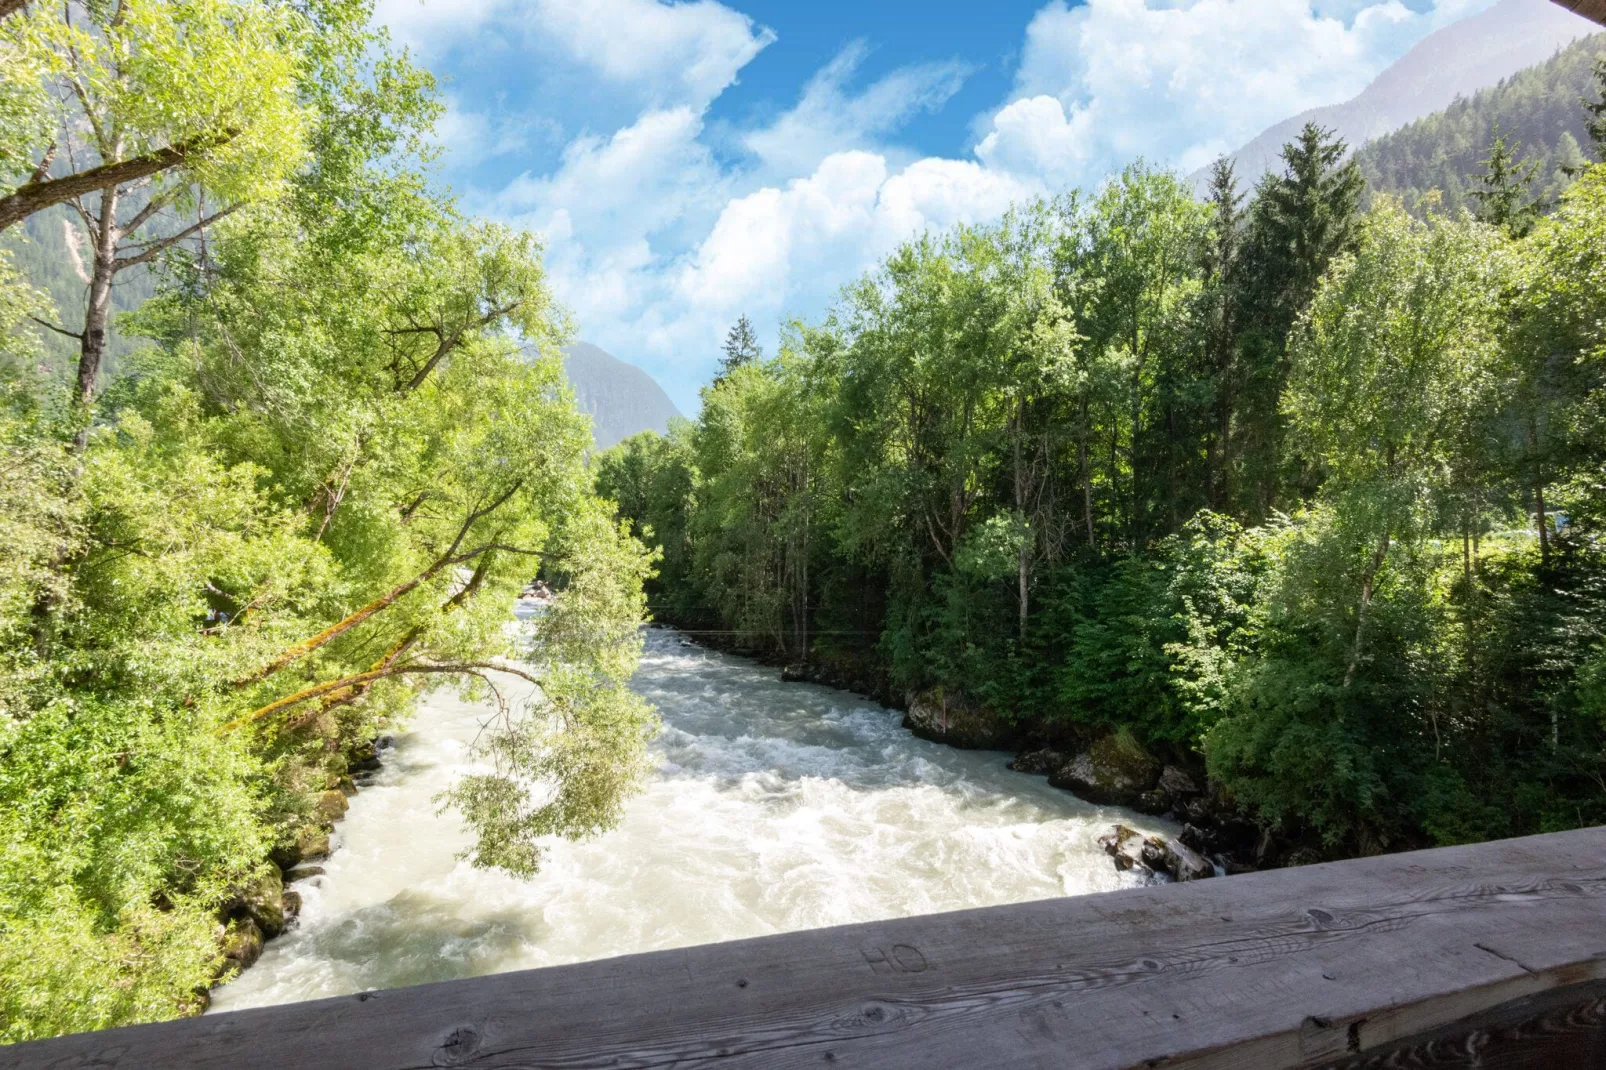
1206,0,1598,187
560,342,682,450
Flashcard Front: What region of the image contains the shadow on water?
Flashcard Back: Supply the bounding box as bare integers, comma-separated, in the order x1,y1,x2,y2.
268,887,550,992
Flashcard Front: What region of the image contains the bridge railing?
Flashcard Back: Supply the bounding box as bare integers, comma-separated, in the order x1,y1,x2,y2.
5,826,1604,1069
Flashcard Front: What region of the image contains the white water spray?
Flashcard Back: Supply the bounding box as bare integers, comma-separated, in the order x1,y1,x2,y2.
212,626,1161,1011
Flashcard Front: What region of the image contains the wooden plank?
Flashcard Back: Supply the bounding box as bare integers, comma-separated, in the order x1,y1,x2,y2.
1314,978,1606,1068
5,827,1605,1070
1551,0,1606,27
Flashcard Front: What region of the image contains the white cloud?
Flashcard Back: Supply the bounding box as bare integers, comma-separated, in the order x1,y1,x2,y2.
529,0,775,109
378,0,773,110
743,42,971,176
421,0,1500,407
982,0,1491,184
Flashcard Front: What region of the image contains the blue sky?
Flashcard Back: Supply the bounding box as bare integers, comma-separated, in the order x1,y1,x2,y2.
377,0,1498,411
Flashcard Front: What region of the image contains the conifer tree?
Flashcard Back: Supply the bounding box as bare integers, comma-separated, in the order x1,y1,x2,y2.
1202,156,1244,508
718,315,762,380
1234,123,1364,515
1470,131,1541,236
1585,56,1606,162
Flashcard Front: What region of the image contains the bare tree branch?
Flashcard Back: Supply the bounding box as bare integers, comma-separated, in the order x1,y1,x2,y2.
115,204,240,268
28,315,83,340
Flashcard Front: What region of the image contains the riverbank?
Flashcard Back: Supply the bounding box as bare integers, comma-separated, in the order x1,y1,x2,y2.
652,612,1321,880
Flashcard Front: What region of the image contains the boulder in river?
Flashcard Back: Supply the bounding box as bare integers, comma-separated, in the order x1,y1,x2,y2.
903,690,1013,751
1099,824,1215,882
284,865,325,882
1097,824,1146,871
240,868,287,938
221,918,264,971
1009,749,1070,775
1048,732,1161,806
315,788,349,823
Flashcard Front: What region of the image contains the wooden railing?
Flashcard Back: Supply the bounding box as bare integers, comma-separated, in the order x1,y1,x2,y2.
4,826,1605,1069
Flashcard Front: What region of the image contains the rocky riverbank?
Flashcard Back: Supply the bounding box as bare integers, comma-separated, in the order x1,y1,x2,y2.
663,622,1320,884
205,735,390,1008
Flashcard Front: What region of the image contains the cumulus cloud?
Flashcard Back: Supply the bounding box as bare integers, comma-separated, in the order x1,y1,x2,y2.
980,0,1491,183
378,0,773,110
412,0,1498,406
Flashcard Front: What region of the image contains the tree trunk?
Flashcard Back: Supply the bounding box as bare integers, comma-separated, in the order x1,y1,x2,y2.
1079,396,1095,550
1529,418,1550,566
1014,394,1029,644
1343,530,1392,689
71,184,121,445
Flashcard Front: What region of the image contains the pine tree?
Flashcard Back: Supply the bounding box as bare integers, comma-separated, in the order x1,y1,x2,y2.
1585,56,1606,162
1470,131,1541,236
1233,122,1365,516
1245,122,1365,340
718,315,762,380
1202,156,1244,509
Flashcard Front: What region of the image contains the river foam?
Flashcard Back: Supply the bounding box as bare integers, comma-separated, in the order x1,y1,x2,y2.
211,625,1162,1011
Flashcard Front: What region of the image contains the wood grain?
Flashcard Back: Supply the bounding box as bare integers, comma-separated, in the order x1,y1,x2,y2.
5,827,1605,1070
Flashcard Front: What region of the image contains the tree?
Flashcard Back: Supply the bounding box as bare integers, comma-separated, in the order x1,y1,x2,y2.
4,0,324,430
1470,131,1541,236
718,315,762,380
1235,122,1365,516
1584,56,1606,162
1201,156,1244,509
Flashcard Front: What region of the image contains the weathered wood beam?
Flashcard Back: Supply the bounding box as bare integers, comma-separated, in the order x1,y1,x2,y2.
1551,0,1606,27
3,826,1604,1069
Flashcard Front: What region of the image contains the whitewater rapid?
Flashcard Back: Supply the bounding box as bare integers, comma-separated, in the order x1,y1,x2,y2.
211,625,1161,1011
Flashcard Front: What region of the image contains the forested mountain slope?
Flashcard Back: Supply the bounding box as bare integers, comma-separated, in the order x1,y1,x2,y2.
1356,33,1606,213
561,342,682,449
1212,0,1597,185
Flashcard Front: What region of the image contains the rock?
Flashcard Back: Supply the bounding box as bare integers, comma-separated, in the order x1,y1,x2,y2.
1009,749,1069,775
780,665,808,682
284,865,325,882
1048,732,1162,806
1179,823,1208,854
346,740,381,773
902,690,1013,751
1157,765,1200,797
1223,857,1258,876
1177,794,1215,823
1283,847,1324,868
241,868,286,938
1146,835,1215,882
298,825,331,862
281,888,302,921
1133,790,1172,816
315,789,349,823
221,918,263,970
1097,824,1147,873
1253,827,1280,868
336,775,358,797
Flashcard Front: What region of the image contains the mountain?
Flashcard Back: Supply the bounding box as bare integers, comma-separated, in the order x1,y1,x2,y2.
1209,0,1599,185
560,341,682,450
1354,32,1605,215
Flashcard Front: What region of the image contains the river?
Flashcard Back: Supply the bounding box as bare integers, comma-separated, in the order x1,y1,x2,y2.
211,624,1161,1012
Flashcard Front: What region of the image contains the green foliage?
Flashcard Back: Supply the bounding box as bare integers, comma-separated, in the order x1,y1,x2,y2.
1356,35,1606,217
0,0,656,1043
602,141,1606,863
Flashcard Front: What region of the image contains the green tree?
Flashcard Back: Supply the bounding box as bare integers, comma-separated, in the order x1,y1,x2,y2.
1470,131,1541,236
717,314,762,380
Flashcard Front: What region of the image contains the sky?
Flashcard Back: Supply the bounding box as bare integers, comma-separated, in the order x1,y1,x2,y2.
376,0,1498,412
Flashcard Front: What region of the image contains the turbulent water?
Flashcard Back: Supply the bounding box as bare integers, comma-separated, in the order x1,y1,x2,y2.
212,624,1162,1012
